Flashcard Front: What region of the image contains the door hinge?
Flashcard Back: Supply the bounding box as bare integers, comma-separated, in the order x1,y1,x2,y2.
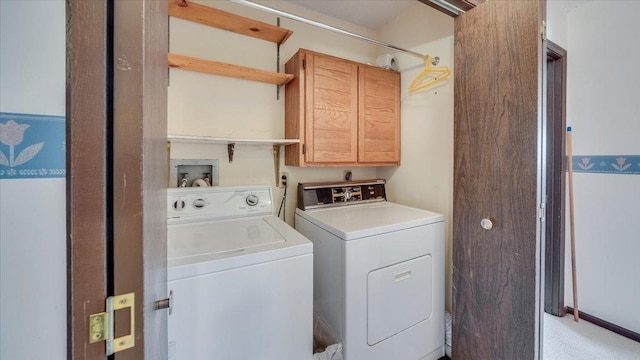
540,20,547,40
89,292,135,356
302,143,306,154
302,59,306,69
538,204,546,221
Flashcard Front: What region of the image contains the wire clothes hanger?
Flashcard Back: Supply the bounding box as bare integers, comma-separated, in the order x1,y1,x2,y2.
408,55,451,94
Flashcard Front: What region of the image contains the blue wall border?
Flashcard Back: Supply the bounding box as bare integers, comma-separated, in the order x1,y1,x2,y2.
5,114,634,178
572,155,640,175
0,112,65,179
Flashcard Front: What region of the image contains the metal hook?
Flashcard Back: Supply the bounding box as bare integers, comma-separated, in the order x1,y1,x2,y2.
431,56,440,66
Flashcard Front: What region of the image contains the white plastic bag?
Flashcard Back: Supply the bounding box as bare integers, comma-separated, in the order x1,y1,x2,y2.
312,311,343,360
313,343,343,360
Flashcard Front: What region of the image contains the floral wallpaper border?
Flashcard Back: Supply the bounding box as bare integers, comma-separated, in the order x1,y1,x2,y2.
2,112,636,178
572,155,640,175
0,112,65,179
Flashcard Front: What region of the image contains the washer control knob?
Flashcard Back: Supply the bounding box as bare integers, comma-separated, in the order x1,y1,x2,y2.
193,199,206,209
481,218,493,230
173,200,186,211
344,191,352,200
246,194,259,206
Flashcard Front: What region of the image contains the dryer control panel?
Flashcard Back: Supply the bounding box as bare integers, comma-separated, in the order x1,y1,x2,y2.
297,179,386,210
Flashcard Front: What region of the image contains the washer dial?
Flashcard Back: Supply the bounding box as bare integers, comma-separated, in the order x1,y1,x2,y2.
246,194,259,206
173,200,186,211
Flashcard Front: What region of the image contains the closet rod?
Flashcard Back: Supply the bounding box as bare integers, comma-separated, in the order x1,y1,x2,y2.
429,0,465,16
231,0,426,60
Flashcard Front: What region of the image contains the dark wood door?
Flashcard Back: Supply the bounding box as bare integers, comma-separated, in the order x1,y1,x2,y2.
453,1,545,359
67,1,168,358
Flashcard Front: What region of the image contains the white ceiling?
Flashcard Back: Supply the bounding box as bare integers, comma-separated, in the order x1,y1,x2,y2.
282,0,417,30
282,1,596,30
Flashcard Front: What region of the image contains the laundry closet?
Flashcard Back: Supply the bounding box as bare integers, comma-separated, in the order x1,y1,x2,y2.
167,1,454,359
168,0,453,240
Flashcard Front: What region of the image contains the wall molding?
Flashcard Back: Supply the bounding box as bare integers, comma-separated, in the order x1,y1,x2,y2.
566,307,640,343
0,112,65,179
572,155,640,175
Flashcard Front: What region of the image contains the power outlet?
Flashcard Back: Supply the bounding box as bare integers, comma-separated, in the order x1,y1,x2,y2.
279,172,289,188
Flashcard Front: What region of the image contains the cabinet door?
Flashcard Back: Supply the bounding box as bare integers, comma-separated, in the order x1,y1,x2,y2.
304,52,358,164
358,66,401,164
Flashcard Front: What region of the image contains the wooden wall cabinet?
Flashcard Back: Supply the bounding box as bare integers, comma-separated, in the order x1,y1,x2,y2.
285,49,400,167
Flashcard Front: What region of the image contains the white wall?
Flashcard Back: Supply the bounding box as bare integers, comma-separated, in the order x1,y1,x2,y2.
546,1,569,49
0,1,67,359
549,1,640,333
376,7,455,310
169,0,455,310
169,0,389,224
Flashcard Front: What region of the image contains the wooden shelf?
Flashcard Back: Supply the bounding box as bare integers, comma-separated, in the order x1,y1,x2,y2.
168,134,299,146
168,0,293,45
167,0,296,179
168,135,298,180
168,53,294,86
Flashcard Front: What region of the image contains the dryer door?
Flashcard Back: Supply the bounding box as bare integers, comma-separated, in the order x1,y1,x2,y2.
367,254,433,345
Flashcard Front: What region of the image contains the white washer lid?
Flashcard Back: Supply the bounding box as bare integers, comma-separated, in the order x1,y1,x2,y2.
169,217,284,259
168,215,312,280
296,202,444,240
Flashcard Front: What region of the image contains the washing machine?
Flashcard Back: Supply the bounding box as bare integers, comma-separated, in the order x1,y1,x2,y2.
167,185,313,360
295,179,445,360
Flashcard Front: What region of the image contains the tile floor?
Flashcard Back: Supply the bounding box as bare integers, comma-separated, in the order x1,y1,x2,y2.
543,313,640,360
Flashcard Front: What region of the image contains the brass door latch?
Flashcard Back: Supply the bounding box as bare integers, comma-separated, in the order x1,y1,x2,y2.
89,293,135,355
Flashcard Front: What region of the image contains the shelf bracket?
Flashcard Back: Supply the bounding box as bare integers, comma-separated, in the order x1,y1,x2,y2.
227,143,235,163
273,145,280,185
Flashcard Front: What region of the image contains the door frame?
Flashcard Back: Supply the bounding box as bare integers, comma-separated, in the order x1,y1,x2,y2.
543,40,567,317
67,1,109,358
112,0,168,359
67,0,168,358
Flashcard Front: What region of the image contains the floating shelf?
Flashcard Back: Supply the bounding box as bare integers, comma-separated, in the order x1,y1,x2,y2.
168,134,299,183
168,134,299,146
168,0,293,45
168,53,294,86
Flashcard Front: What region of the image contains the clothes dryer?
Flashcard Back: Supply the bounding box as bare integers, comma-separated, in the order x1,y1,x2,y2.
296,179,445,360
